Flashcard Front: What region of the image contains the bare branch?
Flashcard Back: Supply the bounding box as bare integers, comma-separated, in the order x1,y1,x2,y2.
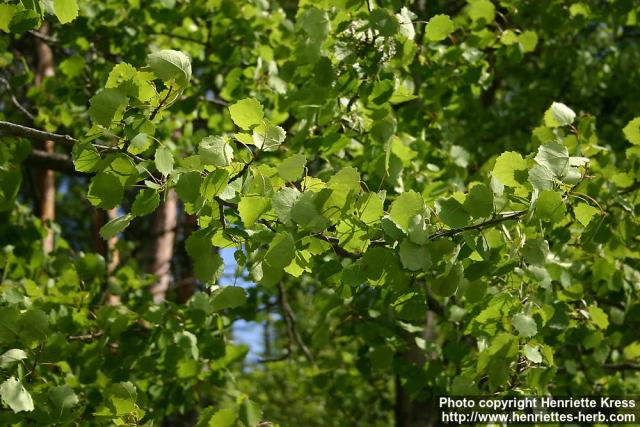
0,77,35,120
0,120,77,146
67,331,104,342
26,149,88,176
278,282,314,364
429,210,527,240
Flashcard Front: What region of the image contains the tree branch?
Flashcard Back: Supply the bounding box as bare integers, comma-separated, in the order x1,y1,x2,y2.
278,282,314,364
67,330,104,342
26,149,88,176
0,120,77,146
429,210,527,240
0,77,35,120
149,86,173,120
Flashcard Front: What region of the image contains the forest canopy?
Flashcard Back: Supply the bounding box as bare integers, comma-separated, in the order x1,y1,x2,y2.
0,0,640,426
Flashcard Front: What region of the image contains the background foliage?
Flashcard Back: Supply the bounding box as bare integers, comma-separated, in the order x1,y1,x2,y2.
1,0,640,425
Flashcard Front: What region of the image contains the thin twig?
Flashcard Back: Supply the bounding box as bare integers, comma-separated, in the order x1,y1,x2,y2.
429,210,527,240
257,351,290,364
278,282,314,364
149,86,173,120
0,77,35,120
215,196,226,230
67,331,104,342
149,31,208,46
28,30,59,44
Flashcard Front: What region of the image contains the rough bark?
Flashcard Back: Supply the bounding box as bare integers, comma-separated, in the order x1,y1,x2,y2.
34,23,56,253
149,189,177,303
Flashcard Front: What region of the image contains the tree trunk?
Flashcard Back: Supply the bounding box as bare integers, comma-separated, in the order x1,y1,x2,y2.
91,208,121,305
34,23,56,253
395,311,438,427
105,208,121,305
149,189,177,303
176,212,197,304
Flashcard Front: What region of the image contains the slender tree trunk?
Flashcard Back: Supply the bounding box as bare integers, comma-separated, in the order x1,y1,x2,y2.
105,208,121,305
176,212,197,304
34,23,56,253
395,311,438,427
91,208,121,305
149,189,177,303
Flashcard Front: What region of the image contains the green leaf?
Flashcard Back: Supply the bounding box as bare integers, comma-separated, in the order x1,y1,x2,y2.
463,183,493,218
369,345,394,370
99,214,133,239
425,14,454,41
407,214,429,244
272,187,301,224
238,196,270,227
155,146,174,176
588,306,609,330
186,232,223,284
370,9,399,37
0,349,27,369
524,344,542,364
211,287,247,311
519,30,538,53
239,399,262,427
389,191,425,231
291,192,330,232
623,117,640,145
0,307,20,343
0,4,19,33
199,136,234,167
468,0,495,23
206,407,237,427
544,102,576,127
59,56,86,77
298,7,330,40
522,238,549,265
72,142,101,173
147,49,192,86
265,232,295,270
623,342,640,360
128,133,152,155
371,115,397,144
357,193,384,225
492,151,527,187
534,142,569,178
88,88,128,127
53,0,78,24
8,9,40,34
535,190,566,222
399,239,431,271
278,154,306,182
528,164,555,191
512,313,537,337
87,173,124,209
252,122,286,150
432,263,463,297
131,189,160,216
202,170,229,201
176,172,203,203
50,385,79,411
437,197,470,228
229,98,264,130
574,203,599,226
0,377,34,413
